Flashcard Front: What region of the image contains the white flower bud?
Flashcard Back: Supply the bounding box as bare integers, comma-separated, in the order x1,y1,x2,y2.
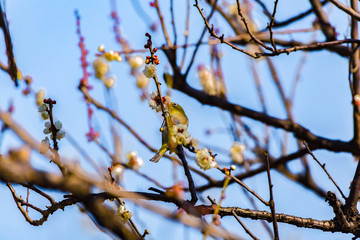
54,121,62,130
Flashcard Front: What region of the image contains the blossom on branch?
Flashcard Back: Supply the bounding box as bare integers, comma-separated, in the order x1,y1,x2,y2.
136,73,150,89
93,57,109,80
103,76,116,88
143,64,157,78
195,148,217,170
230,142,246,164
198,65,217,96
38,103,49,120
128,55,144,69
149,91,171,112
126,151,144,170
117,205,133,223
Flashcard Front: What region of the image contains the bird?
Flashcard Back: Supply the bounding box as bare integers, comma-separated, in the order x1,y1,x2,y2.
150,102,188,163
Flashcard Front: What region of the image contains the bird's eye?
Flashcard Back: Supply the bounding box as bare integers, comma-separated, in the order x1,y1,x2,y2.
172,103,177,107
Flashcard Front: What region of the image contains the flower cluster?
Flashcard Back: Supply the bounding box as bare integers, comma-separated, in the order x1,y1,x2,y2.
142,33,159,79
149,91,172,112
97,44,123,62
117,205,133,223
230,142,246,164
195,148,217,170
38,103,49,120
43,121,65,140
126,151,144,170
168,124,198,149
93,57,109,79
126,55,150,90
197,65,225,96
93,45,123,88
145,54,159,65
38,98,65,152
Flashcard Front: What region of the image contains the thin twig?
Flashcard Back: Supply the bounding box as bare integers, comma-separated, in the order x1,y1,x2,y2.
170,0,177,46
194,0,258,58
264,152,279,240
154,0,172,46
303,141,346,200
217,166,269,206
22,183,56,205
184,0,217,77
268,0,279,52
232,210,259,240
0,2,18,86
235,0,273,52
180,0,191,70
80,87,156,152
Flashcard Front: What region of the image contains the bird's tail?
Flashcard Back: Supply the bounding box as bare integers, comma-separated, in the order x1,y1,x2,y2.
150,147,167,163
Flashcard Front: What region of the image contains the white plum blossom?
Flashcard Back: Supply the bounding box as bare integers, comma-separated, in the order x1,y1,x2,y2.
41,112,49,120
230,142,246,164
128,55,144,69
111,164,124,183
43,122,51,134
136,73,150,89
54,121,62,130
38,103,49,119
126,151,144,170
38,103,47,112
43,121,65,140
195,148,217,170
93,57,109,79
143,64,157,78
149,91,172,112
56,129,66,140
198,65,217,96
103,76,116,88
188,137,199,148
117,205,133,223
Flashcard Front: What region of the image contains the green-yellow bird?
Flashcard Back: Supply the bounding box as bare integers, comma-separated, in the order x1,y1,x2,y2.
150,102,188,163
